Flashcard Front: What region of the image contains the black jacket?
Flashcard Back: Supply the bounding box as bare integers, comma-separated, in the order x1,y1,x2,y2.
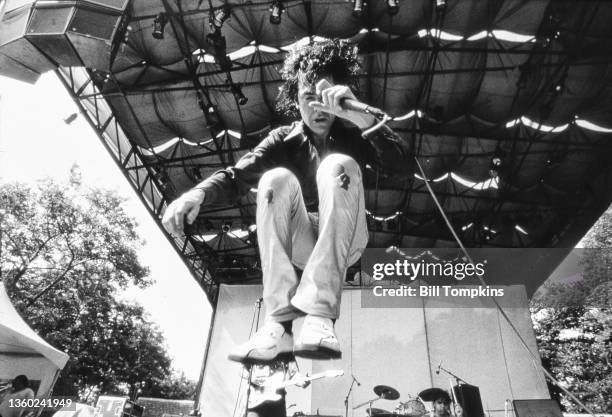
196,119,412,211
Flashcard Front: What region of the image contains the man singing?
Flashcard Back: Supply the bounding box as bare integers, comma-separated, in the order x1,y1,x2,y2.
162,38,411,363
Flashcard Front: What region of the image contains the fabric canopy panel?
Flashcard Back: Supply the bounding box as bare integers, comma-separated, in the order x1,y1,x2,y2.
200,284,549,417
0,283,69,397
5,0,612,300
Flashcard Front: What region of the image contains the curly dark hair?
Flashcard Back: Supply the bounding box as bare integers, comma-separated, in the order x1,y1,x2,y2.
276,38,361,118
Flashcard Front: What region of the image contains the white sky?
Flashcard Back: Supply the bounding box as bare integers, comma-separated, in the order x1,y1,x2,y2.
0,73,211,381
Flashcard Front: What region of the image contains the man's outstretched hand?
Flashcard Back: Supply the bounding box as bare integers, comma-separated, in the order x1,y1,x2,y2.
162,188,205,236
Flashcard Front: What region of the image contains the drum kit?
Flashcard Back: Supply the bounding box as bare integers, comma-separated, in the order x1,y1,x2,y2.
353,385,429,417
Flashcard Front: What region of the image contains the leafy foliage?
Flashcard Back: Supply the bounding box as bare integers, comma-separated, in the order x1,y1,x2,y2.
143,372,198,400
532,211,612,413
0,178,194,401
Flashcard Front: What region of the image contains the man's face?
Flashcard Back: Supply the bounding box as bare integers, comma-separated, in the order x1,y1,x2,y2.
297,75,336,139
433,398,451,417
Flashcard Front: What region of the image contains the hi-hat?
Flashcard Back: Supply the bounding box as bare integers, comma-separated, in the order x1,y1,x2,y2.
373,385,400,400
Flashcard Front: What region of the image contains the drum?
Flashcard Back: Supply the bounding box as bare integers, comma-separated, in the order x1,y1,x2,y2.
394,399,427,417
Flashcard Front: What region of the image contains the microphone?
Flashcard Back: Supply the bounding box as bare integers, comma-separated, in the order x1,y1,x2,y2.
352,374,361,386
436,361,442,375
340,98,387,118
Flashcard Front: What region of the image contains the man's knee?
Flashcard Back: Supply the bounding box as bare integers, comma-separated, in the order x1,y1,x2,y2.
258,167,298,203
317,154,361,190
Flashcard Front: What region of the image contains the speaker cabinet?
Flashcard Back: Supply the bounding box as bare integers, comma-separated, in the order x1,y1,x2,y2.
25,0,128,71
453,384,485,417
86,0,130,11
0,3,56,83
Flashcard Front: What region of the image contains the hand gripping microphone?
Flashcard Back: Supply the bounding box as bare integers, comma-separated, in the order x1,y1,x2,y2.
340,98,388,119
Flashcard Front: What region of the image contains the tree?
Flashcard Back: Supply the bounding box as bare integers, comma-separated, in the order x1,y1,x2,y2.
0,177,177,401
531,211,612,413
142,372,198,400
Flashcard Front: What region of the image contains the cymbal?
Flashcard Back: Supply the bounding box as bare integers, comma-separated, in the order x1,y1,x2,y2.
373,385,400,400
418,387,451,402
366,408,391,416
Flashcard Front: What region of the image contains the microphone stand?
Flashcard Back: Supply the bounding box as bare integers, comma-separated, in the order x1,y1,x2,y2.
344,378,357,417
437,364,469,386
437,365,470,417
243,298,263,417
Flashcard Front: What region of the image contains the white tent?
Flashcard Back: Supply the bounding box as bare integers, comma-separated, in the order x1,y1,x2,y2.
0,282,69,397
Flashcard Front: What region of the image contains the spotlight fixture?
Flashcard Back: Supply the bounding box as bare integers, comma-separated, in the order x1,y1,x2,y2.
488,149,505,178
353,0,365,17
152,13,167,40
231,83,248,105
206,30,232,71
386,0,399,15
435,0,446,10
210,5,231,30
481,226,497,242
191,168,203,181
269,0,284,24
221,222,232,233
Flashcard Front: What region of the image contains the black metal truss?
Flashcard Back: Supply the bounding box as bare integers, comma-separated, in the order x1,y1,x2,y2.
49,0,612,301
55,66,221,304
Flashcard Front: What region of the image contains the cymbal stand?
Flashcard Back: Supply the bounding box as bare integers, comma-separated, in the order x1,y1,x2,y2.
353,396,381,410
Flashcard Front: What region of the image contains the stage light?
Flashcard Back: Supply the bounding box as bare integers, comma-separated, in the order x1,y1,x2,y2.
488,149,504,178
152,13,167,40
387,0,399,15
191,168,203,181
222,222,232,233
270,1,284,24
210,5,231,30
436,0,446,10
231,84,248,105
206,30,232,71
481,226,497,242
353,0,365,17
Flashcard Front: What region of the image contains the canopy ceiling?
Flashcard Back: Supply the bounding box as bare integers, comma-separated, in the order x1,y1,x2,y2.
3,0,612,303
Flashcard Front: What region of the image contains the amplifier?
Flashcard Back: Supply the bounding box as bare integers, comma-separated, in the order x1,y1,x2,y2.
452,384,485,417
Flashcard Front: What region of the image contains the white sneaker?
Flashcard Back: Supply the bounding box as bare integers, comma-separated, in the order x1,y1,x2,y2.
228,321,294,364
294,316,341,359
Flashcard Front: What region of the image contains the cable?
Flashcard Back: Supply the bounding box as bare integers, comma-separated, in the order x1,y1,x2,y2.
363,107,596,415
362,114,391,137
231,298,262,417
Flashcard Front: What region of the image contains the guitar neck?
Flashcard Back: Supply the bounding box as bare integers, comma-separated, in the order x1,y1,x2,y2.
277,370,343,390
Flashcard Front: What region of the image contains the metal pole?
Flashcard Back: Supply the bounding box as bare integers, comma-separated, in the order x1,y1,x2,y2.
190,285,220,416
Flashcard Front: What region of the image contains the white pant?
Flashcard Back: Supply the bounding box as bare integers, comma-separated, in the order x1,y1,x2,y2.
256,153,369,321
